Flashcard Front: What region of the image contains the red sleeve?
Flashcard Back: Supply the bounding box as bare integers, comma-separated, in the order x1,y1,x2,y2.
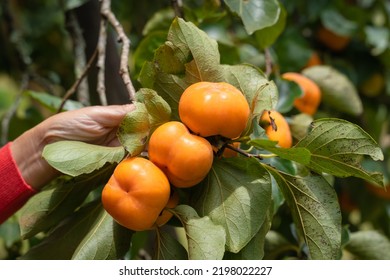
0,142,36,224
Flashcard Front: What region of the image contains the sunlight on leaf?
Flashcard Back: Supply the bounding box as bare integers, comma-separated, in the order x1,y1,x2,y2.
296,118,384,186
174,205,226,260
302,66,363,116
250,138,311,165
345,230,390,260
224,0,281,35
192,157,271,253
43,141,125,177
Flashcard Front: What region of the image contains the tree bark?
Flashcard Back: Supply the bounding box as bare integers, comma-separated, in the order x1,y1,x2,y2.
71,0,131,105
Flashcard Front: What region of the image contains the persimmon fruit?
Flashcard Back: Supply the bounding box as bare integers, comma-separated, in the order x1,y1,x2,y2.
317,26,350,52
304,52,322,68
260,110,292,148
101,157,170,231
148,121,214,188
155,189,180,227
365,183,390,200
360,73,385,97
178,81,250,139
282,72,321,116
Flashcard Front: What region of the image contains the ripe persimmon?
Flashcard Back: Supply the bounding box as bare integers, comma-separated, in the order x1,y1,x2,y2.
317,26,350,52
178,81,250,139
155,189,180,227
148,121,214,188
260,110,292,148
360,73,385,97
304,52,322,68
365,183,390,200
101,157,170,231
282,72,321,116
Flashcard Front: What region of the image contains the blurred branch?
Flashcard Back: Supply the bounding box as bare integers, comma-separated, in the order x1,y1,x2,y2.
100,0,136,102
171,0,184,18
66,11,90,105
58,49,98,112
264,48,273,77
97,1,108,106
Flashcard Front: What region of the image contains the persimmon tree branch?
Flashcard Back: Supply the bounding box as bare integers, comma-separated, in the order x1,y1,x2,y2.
66,11,90,105
264,48,273,77
97,1,108,106
171,0,184,18
58,49,98,112
100,0,136,102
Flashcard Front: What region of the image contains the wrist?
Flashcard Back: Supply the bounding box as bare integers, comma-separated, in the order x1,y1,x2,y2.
11,124,60,191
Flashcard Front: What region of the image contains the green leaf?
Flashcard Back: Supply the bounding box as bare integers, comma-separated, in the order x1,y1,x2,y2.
174,205,226,260
254,3,287,48
289,113,314,141
265,167,342,259
21,200,132,260
302,65,363,116
19,165,115,239
72,210,133,260
136,88,171,133
26,91,84,112
117,102,150,155
295,118,384,186
192,157,272,253
133,31,168,77
364,26,390,55
142,8,175,35
155,229,188,260
225,203,273,260
169,18,222,82
0,217,21,247
274,77,302,113
224,0,281,35
140,17,275,121
320,9,358,37
345,230,390,260
219,64,277,117
42,141,125,177
264,230,298,259
148,71,190,120
249,139,311,165
62,0,90,10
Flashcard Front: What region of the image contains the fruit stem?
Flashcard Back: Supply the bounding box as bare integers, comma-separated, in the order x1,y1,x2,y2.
257,153,277,158
224,143,263,159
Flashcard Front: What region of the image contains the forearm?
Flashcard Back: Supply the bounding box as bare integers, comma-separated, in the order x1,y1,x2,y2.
11,121,59,191
0,143,36,224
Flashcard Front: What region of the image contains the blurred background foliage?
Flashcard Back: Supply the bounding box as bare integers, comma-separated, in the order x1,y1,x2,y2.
1,0,390,259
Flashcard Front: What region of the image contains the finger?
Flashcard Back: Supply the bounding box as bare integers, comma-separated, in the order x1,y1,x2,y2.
88,103,135,127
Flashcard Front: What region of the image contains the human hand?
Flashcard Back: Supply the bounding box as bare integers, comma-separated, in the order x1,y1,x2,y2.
11,104,135,190
39,104,135,146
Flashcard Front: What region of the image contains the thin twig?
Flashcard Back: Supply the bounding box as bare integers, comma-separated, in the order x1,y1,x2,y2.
171,0,184,18
57,48,98,112
97,0,108,105
100,0,136,101
264,48,273,77
222,143,263,160
66,11,90,105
